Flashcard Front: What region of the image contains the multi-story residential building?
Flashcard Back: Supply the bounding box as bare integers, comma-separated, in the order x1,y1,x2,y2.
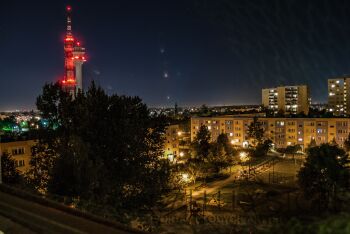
164,124,190,161
328,77,350,116
0,140,36,174
191,116,350,150
262,85,310,115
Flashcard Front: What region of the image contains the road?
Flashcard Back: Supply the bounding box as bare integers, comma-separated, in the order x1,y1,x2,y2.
0,214,35,234
0,190,140,234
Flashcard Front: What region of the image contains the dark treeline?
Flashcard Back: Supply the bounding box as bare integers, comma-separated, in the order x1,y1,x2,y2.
24,82,170,218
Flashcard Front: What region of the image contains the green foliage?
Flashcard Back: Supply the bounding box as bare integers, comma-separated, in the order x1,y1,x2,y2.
344,134,350,152
188,132,236,181
309,138,317,148
1,153,21,184
26,143,57,192
191,125,211,161
0,117,17,132
285,145,302,155
250,139,272,157
209,133,236,172
247,117,264,145
268,214,350,234
217,133,236,157
298,144,350,209
26,82,170,212
199,104,211,116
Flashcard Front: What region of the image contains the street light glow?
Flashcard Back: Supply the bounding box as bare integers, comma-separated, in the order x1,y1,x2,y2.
240,152,249,162
182,173,189,182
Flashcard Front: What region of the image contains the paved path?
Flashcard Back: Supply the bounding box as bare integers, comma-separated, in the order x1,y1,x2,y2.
191,156,281,198
0,191,139,234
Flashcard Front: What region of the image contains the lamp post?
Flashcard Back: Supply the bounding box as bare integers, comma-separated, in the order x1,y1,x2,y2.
239,152,250,179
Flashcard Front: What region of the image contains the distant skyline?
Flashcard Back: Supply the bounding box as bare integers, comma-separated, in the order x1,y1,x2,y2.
1,0,350,110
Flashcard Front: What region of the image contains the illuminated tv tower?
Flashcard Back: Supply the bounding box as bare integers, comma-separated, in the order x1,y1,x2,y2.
61,5,86,94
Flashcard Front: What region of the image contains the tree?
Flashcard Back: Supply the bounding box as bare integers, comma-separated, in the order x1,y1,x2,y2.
209,133,236,173
210,141,228,173
344,134,350,152
298,144,350,210
199,104,211,116
308,138,317,148
186,158,205,184
251,139,272,158
216,133,236,157
276,109,285,117
26,82,170,212
1,153,20,184
191,125,211,161
247,117,264,145
285,144,302,158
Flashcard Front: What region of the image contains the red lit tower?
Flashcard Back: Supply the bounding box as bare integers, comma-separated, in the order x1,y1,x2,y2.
61,5,86,94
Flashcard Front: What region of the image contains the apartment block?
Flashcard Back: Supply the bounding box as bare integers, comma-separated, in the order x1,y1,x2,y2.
262,85,310,115
0,140,36,174
328,77,350,116
191,116,350,150
164,124,190,161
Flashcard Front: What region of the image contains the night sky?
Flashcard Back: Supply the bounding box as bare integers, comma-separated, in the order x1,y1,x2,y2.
1,0,350,110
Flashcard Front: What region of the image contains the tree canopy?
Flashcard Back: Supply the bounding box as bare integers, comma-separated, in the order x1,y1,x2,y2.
1,153,21,184
191,125,211,161
26,82,170,212
298,144,350,210
247,117,264,145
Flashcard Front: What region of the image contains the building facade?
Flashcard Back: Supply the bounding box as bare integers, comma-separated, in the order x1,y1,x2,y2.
262,85,310,115
328,77,350,116
0,140,36,174
164,124,190,161
191,116,350,150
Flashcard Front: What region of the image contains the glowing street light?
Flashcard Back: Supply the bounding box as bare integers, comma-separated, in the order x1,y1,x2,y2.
182,173,189,182
168,154,174,162
179,152,184,157
177,131,182,136
240,152,249,162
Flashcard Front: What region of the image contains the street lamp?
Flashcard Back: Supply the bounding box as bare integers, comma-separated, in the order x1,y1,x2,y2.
240,152,248,162
168,154,174,162
182,173,189,182
179,152,184,157
240,152,251,179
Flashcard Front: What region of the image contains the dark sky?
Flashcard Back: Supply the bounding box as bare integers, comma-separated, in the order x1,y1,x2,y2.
1,0,350,110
